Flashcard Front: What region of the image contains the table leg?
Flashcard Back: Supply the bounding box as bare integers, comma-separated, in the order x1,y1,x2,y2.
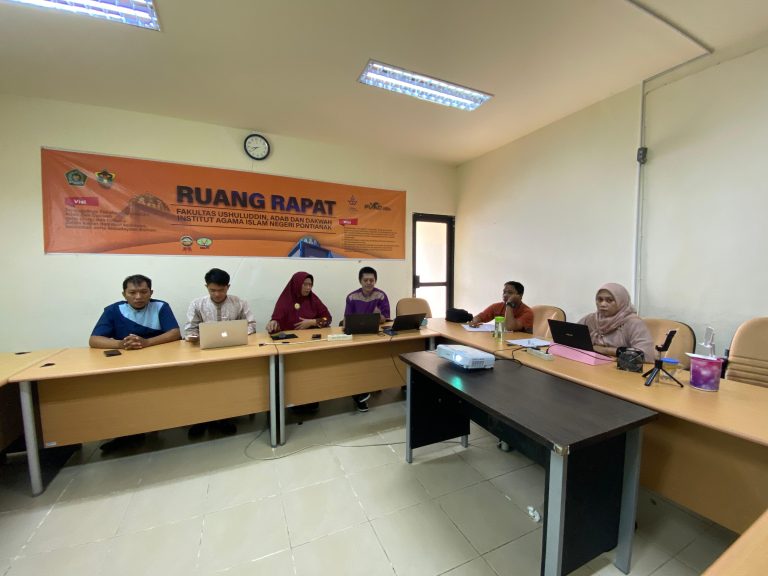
461,435,468,448
405,366,412,463
269,356,277,448
615,428,642,573
428,337,435,351
19,381,43,496
278,355,286,446
544,449,568,576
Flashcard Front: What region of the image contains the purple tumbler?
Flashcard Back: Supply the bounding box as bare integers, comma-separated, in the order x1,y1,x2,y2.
687,354,723,392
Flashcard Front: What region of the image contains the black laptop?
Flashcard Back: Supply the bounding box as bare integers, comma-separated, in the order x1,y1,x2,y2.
344,313,380,335
547,319,595,352
389,313,426,332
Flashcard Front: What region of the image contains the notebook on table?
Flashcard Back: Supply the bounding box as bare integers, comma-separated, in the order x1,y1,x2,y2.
344,313,381,335
199,319,249,350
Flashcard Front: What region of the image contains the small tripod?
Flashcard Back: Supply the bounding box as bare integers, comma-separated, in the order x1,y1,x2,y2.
643,329,683,387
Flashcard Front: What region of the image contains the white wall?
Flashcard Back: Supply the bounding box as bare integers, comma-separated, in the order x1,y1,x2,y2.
455,86,642,323
640,44,768,350
455,43,768,354
0,94,456,351
5,41,765,354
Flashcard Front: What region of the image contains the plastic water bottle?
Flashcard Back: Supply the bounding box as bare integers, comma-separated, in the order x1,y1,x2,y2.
660,358,680,382
698,326,716,357
493,316,505,340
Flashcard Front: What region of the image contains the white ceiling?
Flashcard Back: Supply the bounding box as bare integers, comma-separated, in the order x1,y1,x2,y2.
1,0,767,164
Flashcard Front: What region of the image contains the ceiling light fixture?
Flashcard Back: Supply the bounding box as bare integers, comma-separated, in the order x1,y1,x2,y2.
4,0,161,30
358,59,492,111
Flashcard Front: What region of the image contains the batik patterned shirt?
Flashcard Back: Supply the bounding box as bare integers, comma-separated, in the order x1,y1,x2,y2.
185,295,257,338
344,288,391,320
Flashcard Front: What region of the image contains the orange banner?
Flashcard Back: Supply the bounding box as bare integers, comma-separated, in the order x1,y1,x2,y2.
41,149,406,258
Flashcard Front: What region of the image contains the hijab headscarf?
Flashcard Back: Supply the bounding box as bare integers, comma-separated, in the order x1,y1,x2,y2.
270,271,331,332
592,282,639,339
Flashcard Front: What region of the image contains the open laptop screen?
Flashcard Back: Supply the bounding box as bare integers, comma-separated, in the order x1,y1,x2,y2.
344,313,380,335
547,319,595,352
390,313,426,332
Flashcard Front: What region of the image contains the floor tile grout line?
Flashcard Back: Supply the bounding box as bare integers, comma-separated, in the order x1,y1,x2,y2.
289,518,371,550
277,477,299,558
111,479,142,541
10,474,73,562
435,556,496,576
0,404,736,576
433,489,492,563
344,461,376,523
194,515,206,573
367,516,400,576
480,524,543,558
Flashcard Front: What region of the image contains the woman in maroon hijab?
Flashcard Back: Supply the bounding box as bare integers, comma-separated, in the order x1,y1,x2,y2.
266,272,332,333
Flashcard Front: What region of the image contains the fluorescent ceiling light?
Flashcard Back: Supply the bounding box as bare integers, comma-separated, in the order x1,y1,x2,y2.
4,0,161,30
358,60,492,111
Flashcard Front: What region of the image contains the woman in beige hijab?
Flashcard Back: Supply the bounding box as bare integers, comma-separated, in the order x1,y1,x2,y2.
578,283,655,360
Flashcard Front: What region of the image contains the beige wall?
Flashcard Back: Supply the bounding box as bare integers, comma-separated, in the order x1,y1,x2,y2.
0,94,457,351
640,44,768,349
455,43,768,353
455,86,642,324
3,41,765,354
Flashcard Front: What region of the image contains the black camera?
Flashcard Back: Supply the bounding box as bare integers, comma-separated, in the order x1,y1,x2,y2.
617,347,644,373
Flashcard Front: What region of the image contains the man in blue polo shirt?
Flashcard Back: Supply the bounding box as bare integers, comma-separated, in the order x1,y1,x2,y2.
89,274,180,452
90,274,180,350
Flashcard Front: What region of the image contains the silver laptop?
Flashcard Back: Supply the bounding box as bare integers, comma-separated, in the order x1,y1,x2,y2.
199,319,249,350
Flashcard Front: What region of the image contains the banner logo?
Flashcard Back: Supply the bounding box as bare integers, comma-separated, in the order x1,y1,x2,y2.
65,169,87,186
364,201,391,211
96,169,116,189
180,235,193,252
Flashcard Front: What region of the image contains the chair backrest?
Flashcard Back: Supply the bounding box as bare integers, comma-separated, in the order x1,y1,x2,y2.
395,297,432,318
725,317,768,388
643,318,696,369
530,305,565,339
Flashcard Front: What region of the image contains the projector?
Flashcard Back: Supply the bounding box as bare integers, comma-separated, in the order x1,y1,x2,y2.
436,344,495,370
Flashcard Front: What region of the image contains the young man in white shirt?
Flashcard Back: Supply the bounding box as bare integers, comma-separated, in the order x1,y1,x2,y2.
185,268,257,437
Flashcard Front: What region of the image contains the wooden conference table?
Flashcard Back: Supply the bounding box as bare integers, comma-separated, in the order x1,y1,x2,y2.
403,350,656,576
1,350,62,454
429,318,768,534
5,319,768,571
703,507,768,576
9,336,274,494
272,327,436,444
7,326,436,494
429,318,768,575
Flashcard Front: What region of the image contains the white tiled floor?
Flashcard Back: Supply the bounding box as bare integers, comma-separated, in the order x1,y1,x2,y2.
0,391,738,576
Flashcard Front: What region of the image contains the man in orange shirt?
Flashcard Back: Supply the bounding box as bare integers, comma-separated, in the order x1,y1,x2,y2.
469,281,534,333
